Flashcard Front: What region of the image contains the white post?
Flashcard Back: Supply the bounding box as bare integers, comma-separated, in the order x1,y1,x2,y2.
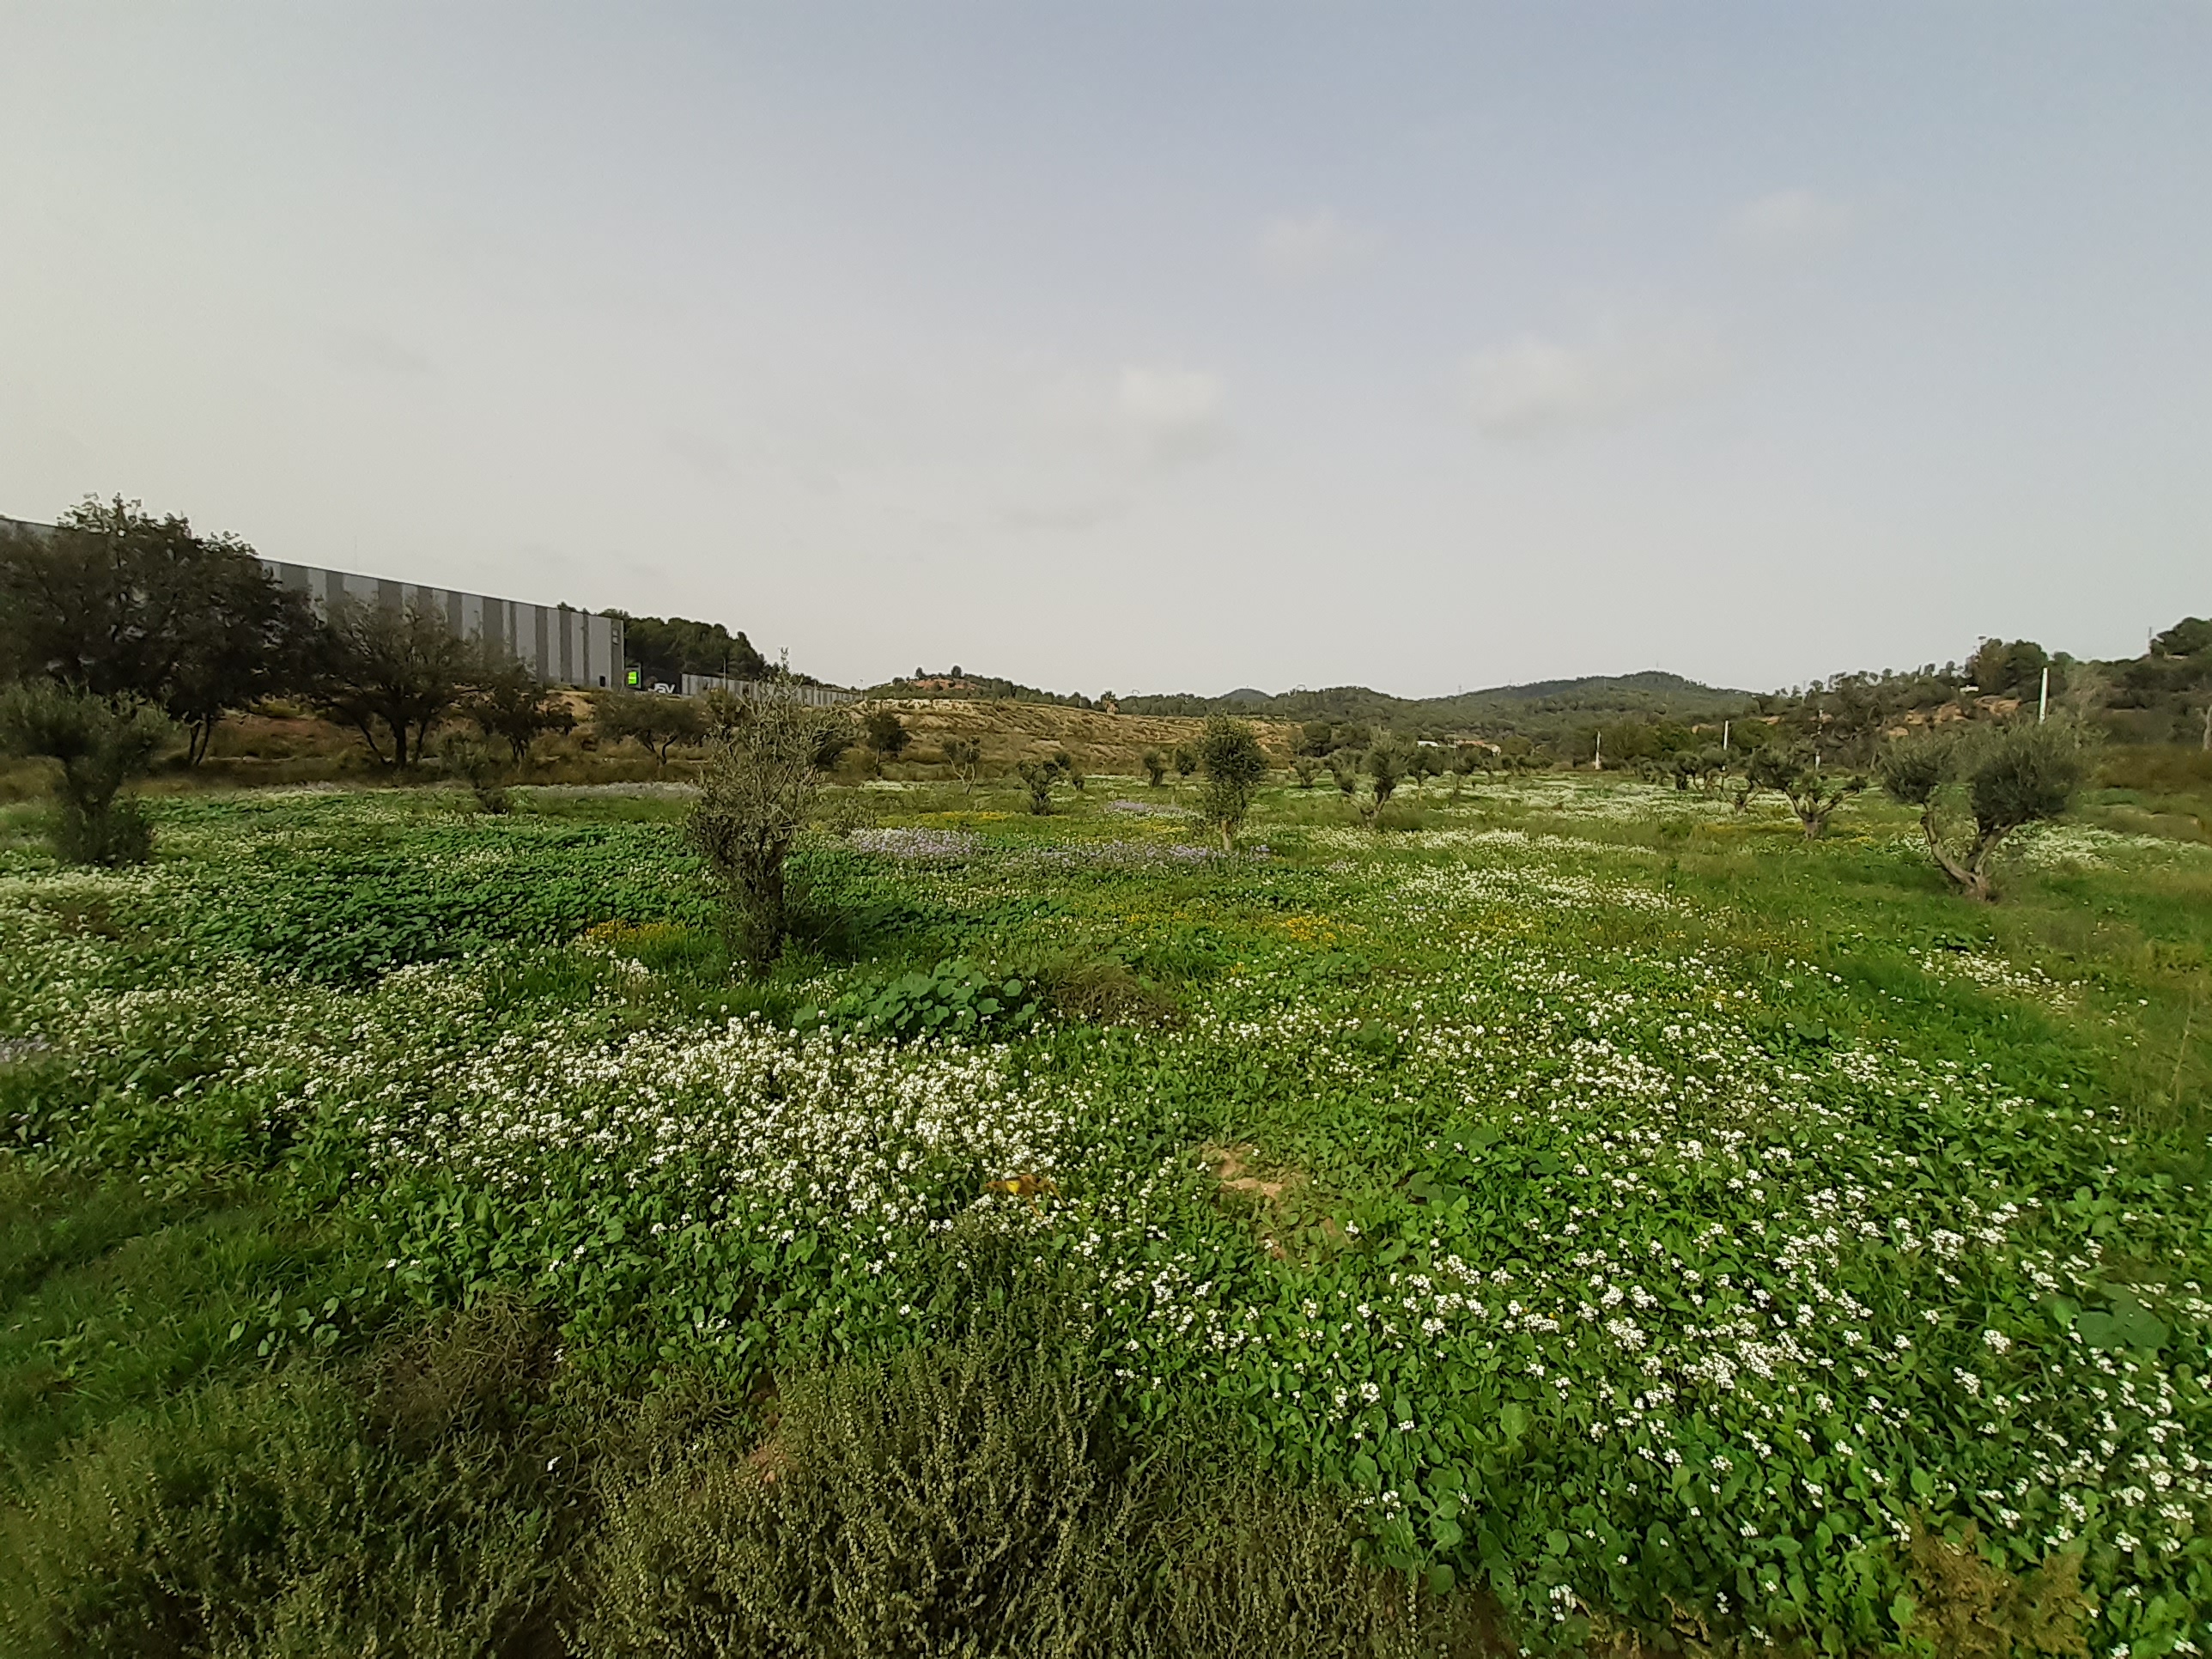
1722,720,1730,751
2039,665,2050,724
1593,731,1602,772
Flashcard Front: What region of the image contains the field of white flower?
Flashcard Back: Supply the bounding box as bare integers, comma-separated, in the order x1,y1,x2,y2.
2,774,2208,1655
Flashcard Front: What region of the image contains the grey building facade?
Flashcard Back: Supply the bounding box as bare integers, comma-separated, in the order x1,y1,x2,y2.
260,560,625,690
2,514,624,690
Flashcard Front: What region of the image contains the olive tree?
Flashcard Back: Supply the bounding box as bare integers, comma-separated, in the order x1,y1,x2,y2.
1015,756,1066,815
1139,747,1168,787
0,681,173,865
1364,736,1413,810
942,735,982,791
1878,719,2089,902
1742,744,1866,840
688,693,845,970
1196,714,1268,851
462,656,575,763
594,689,708,765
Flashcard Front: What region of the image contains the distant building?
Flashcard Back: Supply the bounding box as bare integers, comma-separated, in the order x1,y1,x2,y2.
263,560,624,690
2,514,624,690
679,672,854,708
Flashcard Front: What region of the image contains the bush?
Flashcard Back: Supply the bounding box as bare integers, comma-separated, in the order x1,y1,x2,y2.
1140,748,1167,787
438,732,513,813
0,1358,557,1659
0,681,171,865
579,1316,1452,1659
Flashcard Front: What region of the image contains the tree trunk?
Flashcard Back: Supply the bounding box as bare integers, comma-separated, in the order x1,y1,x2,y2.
1920,809,1998,901
1218,820,1234,854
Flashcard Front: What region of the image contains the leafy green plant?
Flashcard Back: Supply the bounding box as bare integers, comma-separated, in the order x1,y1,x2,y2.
818,957,1041,1042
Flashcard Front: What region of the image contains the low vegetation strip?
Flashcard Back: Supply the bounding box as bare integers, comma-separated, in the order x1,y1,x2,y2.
1,774,2209,1654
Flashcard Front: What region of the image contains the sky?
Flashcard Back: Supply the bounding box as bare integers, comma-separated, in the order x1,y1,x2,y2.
3,5,2208,697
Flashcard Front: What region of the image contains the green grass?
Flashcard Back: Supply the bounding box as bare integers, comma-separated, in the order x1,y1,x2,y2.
3,772,2209,1654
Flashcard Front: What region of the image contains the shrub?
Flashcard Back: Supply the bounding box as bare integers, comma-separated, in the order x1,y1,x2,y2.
1140,748,1168,787
438,732,513,813
0,681,171,865
1878,719,2092,901
687,693,843,969
1328,750,1359,797
580,1322,1139,1657
1171,744,1197,780
1291,756,1320,789
0,1361,557,1659
578,1316,1449,1659
1196,715,1267,851
1036,953,1182,1028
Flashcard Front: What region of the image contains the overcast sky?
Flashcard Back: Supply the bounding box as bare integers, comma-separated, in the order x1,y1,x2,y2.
3,6,2207,696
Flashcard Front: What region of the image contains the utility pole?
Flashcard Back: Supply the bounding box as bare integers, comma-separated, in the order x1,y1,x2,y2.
1722,719,1730,751
1593,731,1602,772
2039,665,2050,724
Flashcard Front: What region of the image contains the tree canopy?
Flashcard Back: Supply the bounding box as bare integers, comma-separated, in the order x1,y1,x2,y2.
0,498,316,762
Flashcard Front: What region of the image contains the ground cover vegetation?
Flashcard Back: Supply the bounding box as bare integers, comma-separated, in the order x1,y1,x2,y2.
3,750,2210,1656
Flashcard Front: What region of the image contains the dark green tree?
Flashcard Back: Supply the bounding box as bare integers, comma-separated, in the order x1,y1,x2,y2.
1139,748,1167,787
1364,736,1413,808
462,657,575,763
862,708,911,760
313,599,484,768
0,499,314,763
592,689,708,766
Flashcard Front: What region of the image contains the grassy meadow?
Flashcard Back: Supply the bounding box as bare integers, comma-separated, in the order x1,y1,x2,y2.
3,764,2209,1656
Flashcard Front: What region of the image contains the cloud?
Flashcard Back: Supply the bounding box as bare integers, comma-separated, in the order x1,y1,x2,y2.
1729,188,1856,255
1255,208,1376,282
1115,364,1229,463
1461,325,1728,438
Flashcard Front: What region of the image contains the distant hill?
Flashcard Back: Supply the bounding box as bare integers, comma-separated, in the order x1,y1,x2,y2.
1117,671,1754,741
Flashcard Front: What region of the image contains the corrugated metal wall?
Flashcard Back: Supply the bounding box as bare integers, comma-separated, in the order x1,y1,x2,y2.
261,560,624,690
679,672,855,708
